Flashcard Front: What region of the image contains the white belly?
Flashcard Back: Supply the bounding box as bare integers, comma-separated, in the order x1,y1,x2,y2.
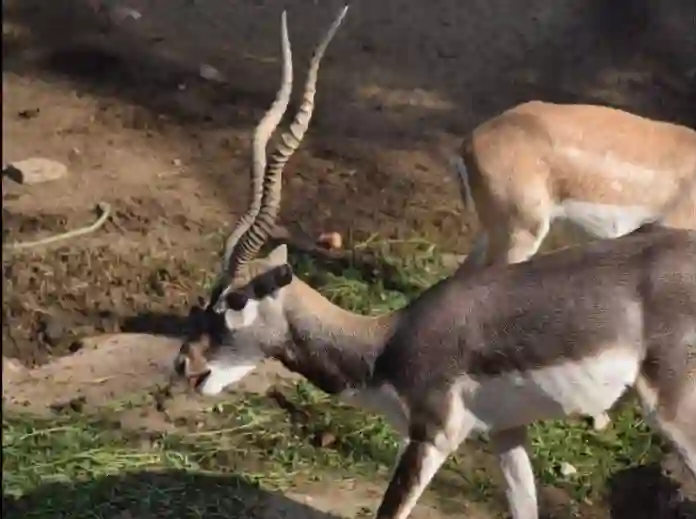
339,350,641,443
552,200,655,238
458,349,641,432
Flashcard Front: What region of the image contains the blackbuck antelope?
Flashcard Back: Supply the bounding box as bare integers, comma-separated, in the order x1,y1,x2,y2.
172,7,696,519
450,101,696,431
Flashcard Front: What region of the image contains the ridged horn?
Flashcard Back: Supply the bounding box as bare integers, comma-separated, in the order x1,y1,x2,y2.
227,5,350,275
222,11,293,267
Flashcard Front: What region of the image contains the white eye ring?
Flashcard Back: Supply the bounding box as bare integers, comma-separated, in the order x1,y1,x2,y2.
225,299,260,329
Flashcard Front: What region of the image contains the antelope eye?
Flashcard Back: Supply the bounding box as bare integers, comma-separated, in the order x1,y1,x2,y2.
225,292,248,311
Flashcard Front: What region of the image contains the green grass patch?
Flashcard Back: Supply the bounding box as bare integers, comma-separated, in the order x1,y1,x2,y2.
530,404,664,503
2,240,669,517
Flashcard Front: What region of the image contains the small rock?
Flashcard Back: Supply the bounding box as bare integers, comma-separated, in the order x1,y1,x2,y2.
560,462,577,476
172,158,182,167
199,63,225,82
313,430,337,448
317,231,342,250
592,412,611,431
109,6,142,22
3,158,68,185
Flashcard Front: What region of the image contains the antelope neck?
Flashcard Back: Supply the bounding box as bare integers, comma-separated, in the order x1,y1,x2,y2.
277,279,398,394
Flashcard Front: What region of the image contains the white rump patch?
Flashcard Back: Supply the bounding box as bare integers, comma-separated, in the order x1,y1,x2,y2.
552,200,656,238
456,348,641,432
224,299,260,330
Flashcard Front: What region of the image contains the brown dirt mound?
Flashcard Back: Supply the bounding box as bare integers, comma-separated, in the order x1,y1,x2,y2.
1,332,300,416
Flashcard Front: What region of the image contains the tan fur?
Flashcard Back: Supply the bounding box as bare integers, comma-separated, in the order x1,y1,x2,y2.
457,101,696,265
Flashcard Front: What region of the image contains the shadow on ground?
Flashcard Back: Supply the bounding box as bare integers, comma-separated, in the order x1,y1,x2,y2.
2,470,343,519
120,310,190,338
4,460,693,519
3,0,696,134
5,0,696,129
607,463,696,519
4,0,695,158
3,0,695,255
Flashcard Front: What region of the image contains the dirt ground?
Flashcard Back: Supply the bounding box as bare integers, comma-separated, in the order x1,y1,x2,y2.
2,1,696,518
3,0,696,366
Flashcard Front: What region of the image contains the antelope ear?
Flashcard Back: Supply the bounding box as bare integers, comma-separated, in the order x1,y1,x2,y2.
266,244,288,266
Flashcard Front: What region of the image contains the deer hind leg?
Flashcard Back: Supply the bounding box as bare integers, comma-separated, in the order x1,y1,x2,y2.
480,201,551,266
662,400,696,478
636,373,696,479
491,427,538,519
478,225,537,266
636,377,696,478
504,218,551,264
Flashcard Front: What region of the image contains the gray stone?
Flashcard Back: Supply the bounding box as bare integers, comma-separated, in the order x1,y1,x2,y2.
3,157,68,185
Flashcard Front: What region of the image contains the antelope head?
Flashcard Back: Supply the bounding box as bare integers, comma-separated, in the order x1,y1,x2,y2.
173,6,350,396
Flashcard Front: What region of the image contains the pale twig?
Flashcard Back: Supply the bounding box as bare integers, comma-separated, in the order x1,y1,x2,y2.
3,202,112,252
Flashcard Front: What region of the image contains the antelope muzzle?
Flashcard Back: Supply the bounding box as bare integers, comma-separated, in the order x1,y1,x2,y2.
174,339,212,391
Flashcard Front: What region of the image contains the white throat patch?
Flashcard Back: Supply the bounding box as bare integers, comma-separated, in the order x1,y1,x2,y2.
199,362,258,395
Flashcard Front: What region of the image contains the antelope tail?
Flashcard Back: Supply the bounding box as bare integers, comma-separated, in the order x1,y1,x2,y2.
449,155,475,212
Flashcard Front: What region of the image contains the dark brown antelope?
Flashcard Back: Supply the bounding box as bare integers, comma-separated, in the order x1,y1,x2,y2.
172,6,696,519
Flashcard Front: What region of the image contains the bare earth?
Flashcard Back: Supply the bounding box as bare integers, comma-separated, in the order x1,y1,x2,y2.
2,1,695,518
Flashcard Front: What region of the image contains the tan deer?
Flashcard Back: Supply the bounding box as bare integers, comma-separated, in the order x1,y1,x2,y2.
171,6,696,519
450,100,696,265
450,100,696,431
